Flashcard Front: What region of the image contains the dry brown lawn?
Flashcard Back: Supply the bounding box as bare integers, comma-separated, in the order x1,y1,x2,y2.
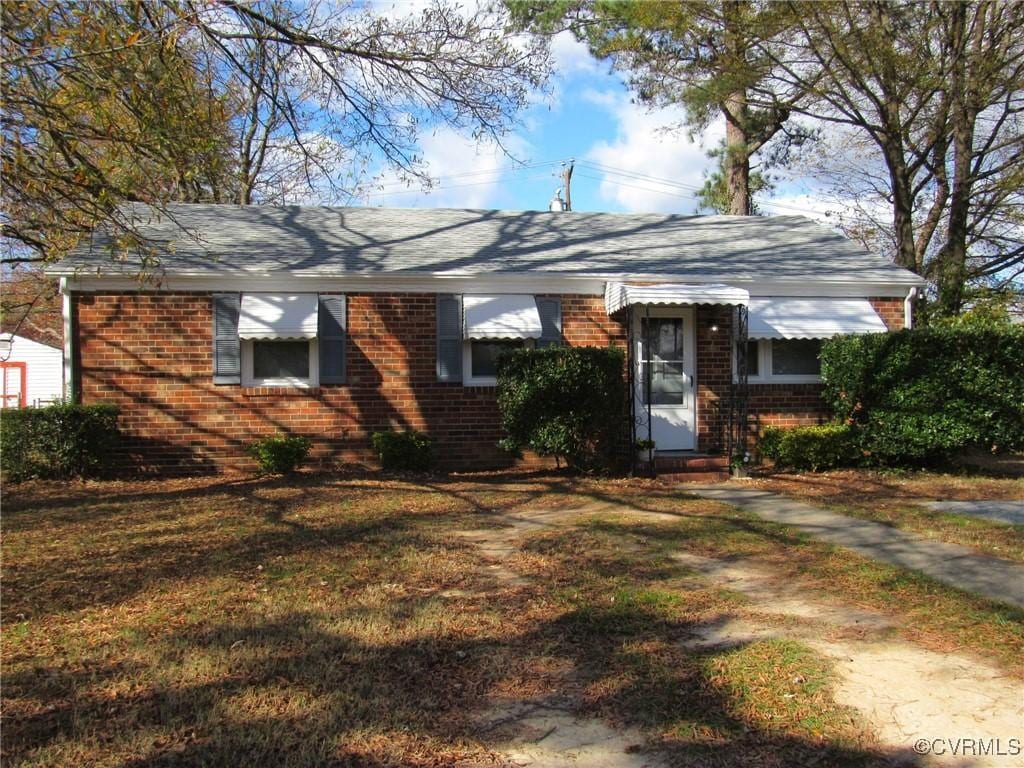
3,471,1022,767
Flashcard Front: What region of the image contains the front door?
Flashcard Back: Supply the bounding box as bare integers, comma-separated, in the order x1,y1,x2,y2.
1,362,26,409
635,308,696,450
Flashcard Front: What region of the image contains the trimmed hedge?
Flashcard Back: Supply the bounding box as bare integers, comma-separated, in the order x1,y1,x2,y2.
0,403,120,481
759,424,858,471
371,430,433,471
821,326,1024,465
496,346,626,471
247,434,312,474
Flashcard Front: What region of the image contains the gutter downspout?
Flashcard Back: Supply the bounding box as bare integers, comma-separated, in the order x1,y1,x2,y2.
60,277,74,402
627,307,636,476
645,303,654,477
904,286,918,329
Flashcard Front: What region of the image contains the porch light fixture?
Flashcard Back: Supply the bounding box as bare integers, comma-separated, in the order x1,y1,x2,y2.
710,324,719,332
0,335,12,362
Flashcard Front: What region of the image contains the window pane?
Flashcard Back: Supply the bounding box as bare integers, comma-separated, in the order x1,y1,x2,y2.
471,340,523,378
748,340,760,376
642,361,686,405
641,318,684,361
253,341,309,379
771,339,822,376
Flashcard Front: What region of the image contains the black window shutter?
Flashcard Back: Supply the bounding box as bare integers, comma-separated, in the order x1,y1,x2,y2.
319,295,346,384
536,297,563,348
436,294,462,382
212,293,241,385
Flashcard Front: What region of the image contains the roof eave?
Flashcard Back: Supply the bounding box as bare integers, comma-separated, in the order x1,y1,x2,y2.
53,263,926,290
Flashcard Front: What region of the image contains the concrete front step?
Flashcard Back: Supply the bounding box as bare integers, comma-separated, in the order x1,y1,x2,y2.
654,454,730,471
658,470,731,483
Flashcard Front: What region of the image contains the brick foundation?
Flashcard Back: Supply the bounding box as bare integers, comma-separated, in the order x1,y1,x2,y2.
74,291,904,474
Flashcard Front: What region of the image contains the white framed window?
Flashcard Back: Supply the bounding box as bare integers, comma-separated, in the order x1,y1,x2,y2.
739,338,822,383
462,338,534,386
242,339,319,387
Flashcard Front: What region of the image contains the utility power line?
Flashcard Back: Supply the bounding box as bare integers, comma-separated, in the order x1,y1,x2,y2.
359,154,851,220
578,160,707,194
365,171,555,199
369,159,562,194
577,159,835,216
574,172,704,205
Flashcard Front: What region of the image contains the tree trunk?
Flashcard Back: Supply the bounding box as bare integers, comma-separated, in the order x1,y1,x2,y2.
722,2,751,216
724,93,752,216
882,143,920,273
935,2,976,316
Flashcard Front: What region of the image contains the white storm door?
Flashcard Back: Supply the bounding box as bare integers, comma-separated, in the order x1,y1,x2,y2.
636,308,696,450
1,363,25,409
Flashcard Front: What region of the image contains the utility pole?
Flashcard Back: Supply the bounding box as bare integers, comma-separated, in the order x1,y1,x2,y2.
561,159,574,211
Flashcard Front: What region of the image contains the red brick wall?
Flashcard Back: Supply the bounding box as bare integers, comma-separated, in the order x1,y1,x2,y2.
694,297,906,451
560,295,628,347
694,305,733,453
74,290,904,472
74,291,623,473
869,297,906,331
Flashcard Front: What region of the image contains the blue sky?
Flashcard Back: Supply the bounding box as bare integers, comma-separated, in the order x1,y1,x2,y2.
362,29,726,214
358,8,827,220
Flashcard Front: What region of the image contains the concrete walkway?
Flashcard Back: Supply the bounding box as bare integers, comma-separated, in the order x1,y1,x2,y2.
921,500,1024,527
688,484,1024,609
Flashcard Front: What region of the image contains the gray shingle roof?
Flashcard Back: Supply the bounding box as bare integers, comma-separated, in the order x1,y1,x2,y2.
52,203,921,285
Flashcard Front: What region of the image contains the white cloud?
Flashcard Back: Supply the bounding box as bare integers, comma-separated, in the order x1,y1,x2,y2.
370,0,440,21
581,91,723,213
579,87,617,109
760,191,844,224
550,31,599,76
362,127,533,209
764,180,895,228
531,32,603,112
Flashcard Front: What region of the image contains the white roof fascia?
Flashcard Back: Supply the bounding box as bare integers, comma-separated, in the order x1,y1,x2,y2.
62,273,922,299
48,261,925,283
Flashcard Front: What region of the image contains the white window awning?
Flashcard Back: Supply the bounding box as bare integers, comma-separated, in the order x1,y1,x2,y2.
238,293,318,340
605,282,749,315
748,298,888,339
463,295,543,340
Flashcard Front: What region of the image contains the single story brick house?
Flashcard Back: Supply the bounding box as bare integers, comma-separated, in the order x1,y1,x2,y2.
48,204,923,473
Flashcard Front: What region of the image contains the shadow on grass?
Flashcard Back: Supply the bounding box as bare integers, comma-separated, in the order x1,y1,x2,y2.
1,474,821,623
6,606,921,768
2,473,579,618
2,473,933,766
0,470,578,526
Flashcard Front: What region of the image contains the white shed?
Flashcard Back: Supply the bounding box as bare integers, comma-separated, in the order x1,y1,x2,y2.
1,334,64,408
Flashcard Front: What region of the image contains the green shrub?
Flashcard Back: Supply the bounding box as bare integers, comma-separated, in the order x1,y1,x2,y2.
821,327,1024,465
246,434,312,474
0,403,120,481
370,430,433,471
757,425,783,462
496,346,626,471
759,424,859,471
